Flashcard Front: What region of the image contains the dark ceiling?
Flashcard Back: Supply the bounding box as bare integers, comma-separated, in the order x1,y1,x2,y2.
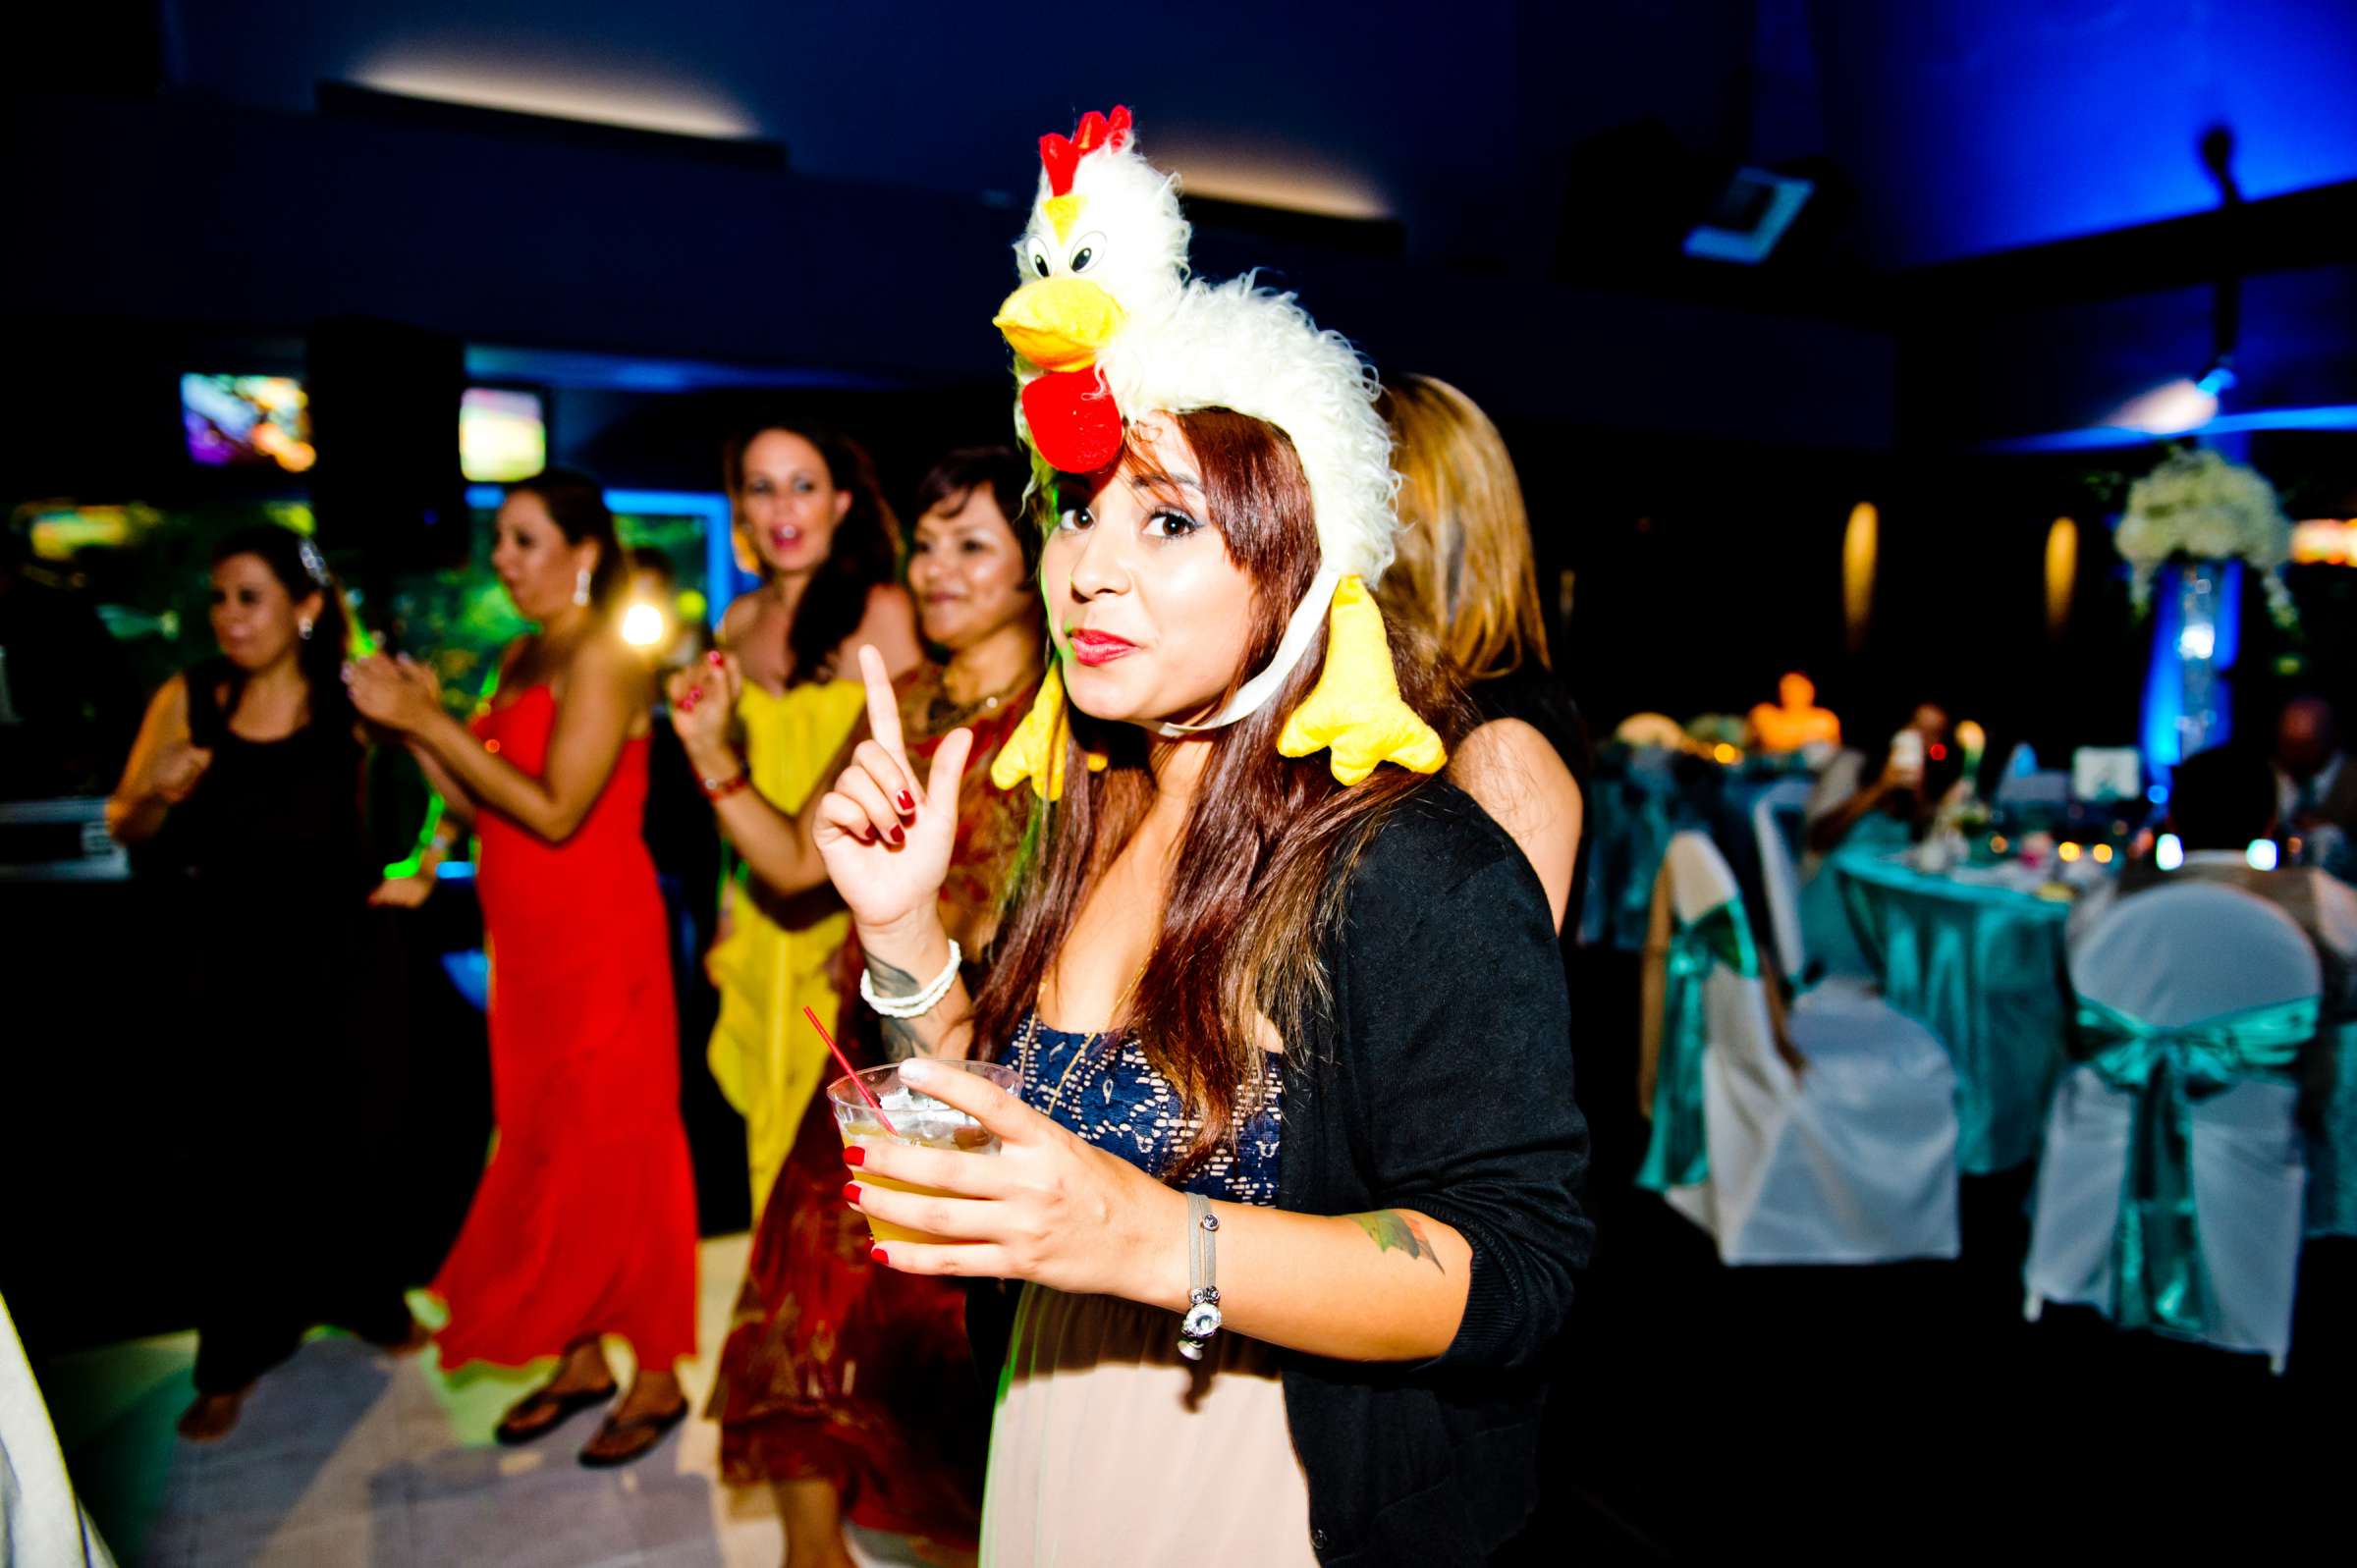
153,0,2357,271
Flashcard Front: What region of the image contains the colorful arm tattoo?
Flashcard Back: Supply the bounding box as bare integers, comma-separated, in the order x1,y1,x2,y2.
1347,1210,1445,1272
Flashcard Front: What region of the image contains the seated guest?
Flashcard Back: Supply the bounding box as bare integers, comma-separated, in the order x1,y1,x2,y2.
2274,696,2357,878
2074,743,2357,1019
1804,701,1954,859
1797,702,1959,979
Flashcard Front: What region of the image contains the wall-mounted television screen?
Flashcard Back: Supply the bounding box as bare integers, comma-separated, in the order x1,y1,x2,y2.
182,374,314,472
460,387,547,483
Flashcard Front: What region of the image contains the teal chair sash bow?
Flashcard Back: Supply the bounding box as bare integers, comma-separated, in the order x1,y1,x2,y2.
1637,897,1760,1192
2070,994,2318,1337
1583,772,1682,951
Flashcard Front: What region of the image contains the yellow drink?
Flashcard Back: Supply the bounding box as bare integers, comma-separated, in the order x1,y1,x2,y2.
840,1125,993,1245
827,1059,1018,1248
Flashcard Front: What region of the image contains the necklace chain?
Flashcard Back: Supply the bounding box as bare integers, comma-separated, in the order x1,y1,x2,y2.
930,664,1036,728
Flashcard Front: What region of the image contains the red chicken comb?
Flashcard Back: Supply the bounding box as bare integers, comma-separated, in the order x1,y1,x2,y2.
1039,105,1133,197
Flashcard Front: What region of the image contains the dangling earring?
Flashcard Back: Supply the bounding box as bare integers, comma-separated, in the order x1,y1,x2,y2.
574,568,592,607
298,617,315,642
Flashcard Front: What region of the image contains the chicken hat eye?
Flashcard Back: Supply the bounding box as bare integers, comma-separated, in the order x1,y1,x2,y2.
1069,231,1107,273
1029,247,1051,279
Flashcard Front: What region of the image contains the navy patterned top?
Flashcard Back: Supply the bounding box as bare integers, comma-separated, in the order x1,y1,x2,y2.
1008,1011,1284,1205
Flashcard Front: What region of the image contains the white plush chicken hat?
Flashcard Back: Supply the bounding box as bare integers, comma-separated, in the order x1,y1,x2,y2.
989,105,1445,795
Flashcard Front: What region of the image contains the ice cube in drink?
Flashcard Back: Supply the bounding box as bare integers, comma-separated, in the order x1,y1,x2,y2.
828,1060,1017,1247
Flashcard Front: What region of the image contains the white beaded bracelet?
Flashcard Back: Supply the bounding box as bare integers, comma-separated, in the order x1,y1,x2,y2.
859,939,963,1019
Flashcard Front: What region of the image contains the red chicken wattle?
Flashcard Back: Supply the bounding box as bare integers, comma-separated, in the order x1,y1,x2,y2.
1021,369,1125,474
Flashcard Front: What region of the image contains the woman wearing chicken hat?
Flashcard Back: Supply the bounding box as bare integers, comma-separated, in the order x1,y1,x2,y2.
817,108,1592,1565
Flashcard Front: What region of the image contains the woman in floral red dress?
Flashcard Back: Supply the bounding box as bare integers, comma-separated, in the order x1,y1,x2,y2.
671,448,1043,1565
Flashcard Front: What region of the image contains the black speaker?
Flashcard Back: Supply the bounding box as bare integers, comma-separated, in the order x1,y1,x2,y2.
306,317,468,574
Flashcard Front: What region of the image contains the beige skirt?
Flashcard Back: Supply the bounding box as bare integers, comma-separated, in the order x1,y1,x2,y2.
981,1284,1318,1567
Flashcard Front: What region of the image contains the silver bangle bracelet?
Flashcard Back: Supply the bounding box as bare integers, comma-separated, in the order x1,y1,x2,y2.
1178,1192,1222,1361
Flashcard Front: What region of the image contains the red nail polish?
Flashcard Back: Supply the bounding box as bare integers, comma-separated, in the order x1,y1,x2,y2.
842,1181,861,1205
888,825,904,844
870,1247,889,1266
844,1146,864,1167
706,650,726,667
896,790,915,813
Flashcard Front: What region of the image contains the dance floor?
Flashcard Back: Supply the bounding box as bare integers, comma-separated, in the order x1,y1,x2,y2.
42,1235,931,1568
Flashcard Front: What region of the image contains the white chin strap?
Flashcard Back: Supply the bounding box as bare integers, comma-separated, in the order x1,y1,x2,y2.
1153,558,1343,737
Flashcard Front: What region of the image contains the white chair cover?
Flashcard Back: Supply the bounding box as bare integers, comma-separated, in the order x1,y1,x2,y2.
1753,780,1891,1014
2029,884,2319,1369
1652,833,1961,1264
1,1292,117,1567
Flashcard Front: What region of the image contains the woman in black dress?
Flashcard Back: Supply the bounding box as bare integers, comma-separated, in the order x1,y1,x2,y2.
108,525,424,1440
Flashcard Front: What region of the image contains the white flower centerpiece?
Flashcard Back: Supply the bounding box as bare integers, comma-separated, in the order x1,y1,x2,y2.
2113,447,2297,626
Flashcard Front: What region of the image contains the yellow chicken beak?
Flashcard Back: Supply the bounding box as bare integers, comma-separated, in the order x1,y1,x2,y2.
994,278,1125,373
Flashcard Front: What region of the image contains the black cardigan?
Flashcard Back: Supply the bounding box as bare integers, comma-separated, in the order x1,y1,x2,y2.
1279,783,1593,1566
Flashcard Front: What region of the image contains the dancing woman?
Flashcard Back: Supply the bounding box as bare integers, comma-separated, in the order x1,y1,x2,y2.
809,111,1593,1565
108,525,421,1440
706,423,921,1219
346,468,698,1467
674,446,1042,1566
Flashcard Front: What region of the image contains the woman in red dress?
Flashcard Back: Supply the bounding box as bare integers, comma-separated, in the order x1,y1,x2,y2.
348,467,699,1467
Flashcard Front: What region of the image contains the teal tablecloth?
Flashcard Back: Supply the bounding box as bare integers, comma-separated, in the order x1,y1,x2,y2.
1833,850,2074,1174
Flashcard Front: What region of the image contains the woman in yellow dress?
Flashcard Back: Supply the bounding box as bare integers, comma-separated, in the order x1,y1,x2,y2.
705,424,922,1217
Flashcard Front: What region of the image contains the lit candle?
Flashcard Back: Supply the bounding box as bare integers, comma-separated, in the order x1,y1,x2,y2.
1955,720,1986,778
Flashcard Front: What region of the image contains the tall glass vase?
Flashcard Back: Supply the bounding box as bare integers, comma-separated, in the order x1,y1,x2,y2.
2174,559,2233,760
2140,557,2242,779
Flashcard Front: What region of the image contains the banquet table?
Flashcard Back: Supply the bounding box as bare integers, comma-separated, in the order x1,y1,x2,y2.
1832,846,2357,1236
1832,849,2077,1175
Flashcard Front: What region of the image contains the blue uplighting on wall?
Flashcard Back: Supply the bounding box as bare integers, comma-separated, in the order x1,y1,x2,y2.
1823,1,2357,266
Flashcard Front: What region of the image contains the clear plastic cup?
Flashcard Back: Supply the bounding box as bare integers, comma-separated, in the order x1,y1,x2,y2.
828,1059,1018,1246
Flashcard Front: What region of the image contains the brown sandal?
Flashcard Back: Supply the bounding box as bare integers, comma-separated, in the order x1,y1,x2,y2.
493,1380,618,1445
576,1399,689,1468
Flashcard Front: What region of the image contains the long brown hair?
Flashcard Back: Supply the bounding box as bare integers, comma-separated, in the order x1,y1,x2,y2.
971,408,1465,1174
723,423,903,686
1375,374,1551,682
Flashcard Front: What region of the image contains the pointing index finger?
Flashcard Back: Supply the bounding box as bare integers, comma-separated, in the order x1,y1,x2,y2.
858,645,907,774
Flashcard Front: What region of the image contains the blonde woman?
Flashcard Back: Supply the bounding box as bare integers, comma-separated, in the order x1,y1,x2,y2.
1376,374,1588,931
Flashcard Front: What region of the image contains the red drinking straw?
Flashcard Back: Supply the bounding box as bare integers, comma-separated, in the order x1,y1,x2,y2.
806,1005,899,1137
